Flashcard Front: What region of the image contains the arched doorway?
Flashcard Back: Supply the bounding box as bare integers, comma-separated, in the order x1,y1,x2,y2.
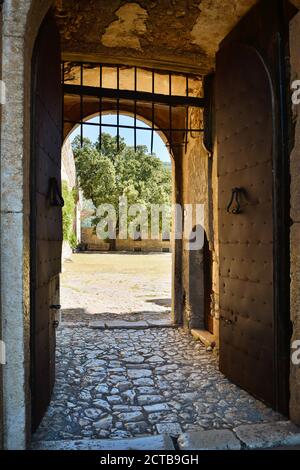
1,0,298,450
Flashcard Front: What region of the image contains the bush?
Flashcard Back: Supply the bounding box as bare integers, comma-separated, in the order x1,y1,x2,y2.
62,181,77,248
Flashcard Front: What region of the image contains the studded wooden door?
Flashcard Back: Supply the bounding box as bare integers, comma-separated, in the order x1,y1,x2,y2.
30,11,63,431
215,0,295,412
216,42,276,407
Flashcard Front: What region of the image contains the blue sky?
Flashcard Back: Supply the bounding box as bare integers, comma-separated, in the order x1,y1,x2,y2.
70,114,171,163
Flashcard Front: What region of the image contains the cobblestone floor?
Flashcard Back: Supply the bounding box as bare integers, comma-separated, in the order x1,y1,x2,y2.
33,326,284,442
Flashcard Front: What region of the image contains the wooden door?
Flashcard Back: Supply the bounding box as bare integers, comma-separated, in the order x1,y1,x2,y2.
216,0,293,413
30,11,63,431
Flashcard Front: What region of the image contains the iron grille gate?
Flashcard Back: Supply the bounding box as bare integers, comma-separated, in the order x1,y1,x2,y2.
62,63,205,152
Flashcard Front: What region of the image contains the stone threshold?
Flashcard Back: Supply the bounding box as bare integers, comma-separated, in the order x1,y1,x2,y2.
178,421,300,450
191,329,217,350
31,421,300,451
31,434,175,450
89,319,176,329
60,319,176,330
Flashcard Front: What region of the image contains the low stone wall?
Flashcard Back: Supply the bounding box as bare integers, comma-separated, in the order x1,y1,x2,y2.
81,227,171,252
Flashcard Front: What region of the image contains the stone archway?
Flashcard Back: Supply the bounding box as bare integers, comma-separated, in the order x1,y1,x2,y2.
1,0,54,450
64,102,185,325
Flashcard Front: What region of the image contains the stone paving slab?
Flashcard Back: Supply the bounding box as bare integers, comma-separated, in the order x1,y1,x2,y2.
147,319,175,328
234,421,300,449
105,320,149,329
178,429,241,450
89,321,106,329
31,434,175,451
89,319,176,330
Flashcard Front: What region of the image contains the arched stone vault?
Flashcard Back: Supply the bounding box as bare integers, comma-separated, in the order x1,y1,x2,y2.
54,0,259,73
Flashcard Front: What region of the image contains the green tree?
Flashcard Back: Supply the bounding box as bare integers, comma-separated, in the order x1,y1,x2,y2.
95,133,126,163
72,133,172,240
72,136,117,207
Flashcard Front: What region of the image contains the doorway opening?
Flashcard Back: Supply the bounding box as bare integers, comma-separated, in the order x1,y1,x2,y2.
60,113,173,327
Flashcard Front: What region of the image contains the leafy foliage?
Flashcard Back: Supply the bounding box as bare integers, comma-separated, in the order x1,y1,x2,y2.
72,133,172,233
62,181,77,248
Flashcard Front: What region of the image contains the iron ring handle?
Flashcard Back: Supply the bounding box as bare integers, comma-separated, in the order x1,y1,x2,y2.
227,187,243,214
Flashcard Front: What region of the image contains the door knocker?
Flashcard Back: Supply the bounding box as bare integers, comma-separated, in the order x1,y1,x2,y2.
49,178,65,207
227,187,244,215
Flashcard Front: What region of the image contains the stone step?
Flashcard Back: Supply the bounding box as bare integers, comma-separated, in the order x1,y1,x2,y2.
178,429,241,450
31,434,175,451
88,319,176,330
178,421,300,450
191,329,216,349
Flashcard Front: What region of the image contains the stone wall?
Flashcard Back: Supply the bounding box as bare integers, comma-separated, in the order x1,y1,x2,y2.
61,138,76,190
0,0,53,449
289,10,300,425
81,227,171,253
180,106,218,333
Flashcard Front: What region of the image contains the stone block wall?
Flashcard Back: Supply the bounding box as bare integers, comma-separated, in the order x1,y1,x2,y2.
81,227,171,252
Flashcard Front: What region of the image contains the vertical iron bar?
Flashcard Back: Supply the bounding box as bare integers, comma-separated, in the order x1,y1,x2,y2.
134,67,137,152
151,70,155,154
80,63,83,147
169,73,173,152
99,64,103,151
185,74,189,152
117,65,120,151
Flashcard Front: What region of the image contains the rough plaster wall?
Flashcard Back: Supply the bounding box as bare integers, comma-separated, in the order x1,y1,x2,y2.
191,0,257,56
181,129,209,330
102,3,148,50
1,0,53,450
211,110,220,343
61,139,76,190
289,11,300,425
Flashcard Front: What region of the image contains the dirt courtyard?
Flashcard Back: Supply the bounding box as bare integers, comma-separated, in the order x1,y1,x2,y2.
61,253,172,324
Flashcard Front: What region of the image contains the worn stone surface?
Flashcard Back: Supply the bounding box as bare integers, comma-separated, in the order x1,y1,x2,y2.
147,318,174,328
234,421,300,450
191,0,257,56
89,321,106,330
105,321,148,330
32,434,174,450
33,327,283,442
102,4,149,50
178,429,241,450
55,0,258,72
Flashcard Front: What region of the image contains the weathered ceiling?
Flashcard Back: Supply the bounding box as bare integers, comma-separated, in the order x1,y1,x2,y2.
55,0,258,73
